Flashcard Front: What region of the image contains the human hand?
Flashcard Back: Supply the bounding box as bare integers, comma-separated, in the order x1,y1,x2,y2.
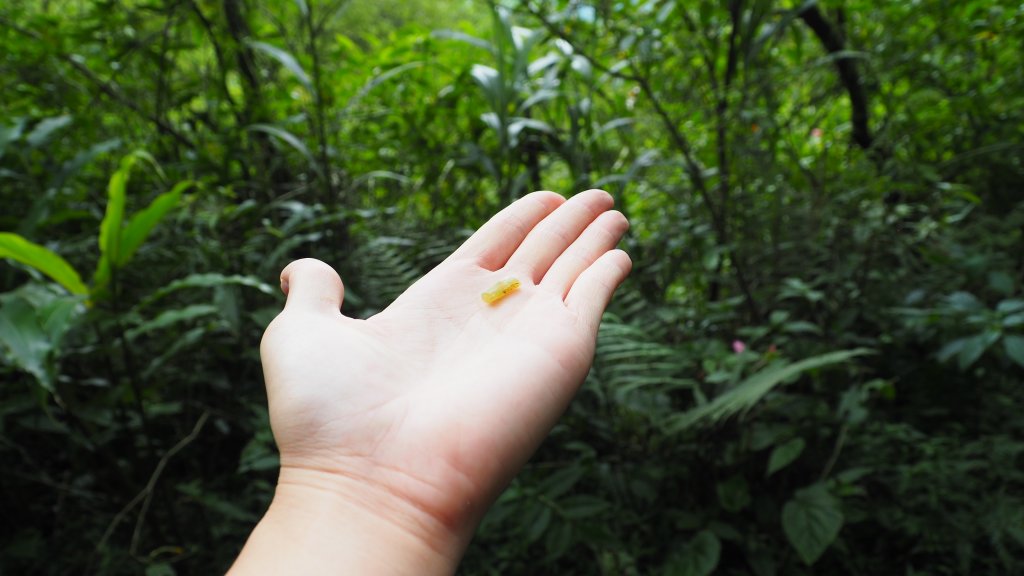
232,190,630,574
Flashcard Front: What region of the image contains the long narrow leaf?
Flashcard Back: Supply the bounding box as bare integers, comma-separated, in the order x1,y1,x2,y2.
94,154,139,289
246,40,314,95
246,124,321,177
117,180,193,267
126,304,219,341
668,349,872,432
25,115,72,149
430,29,494,53
138,273,275,309
343,61,426,114
0,233,88,295
99,156,134,262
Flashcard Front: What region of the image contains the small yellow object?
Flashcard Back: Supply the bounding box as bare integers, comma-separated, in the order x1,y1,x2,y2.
482,278,521,304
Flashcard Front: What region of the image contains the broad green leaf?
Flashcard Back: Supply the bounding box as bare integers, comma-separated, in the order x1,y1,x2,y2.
936,337,968,364
525,505,552,543
669,349,872,431
117,180,193,267
783,320,822,335
470,63,500,84
0,297,54,391
997,299,1024,315
945,291,983,312
782,483,844,565
25,115,72,148
717,475,751,512
767,438,806,477
537,465,584,499
957,331,1000,370
470,64,503,104
545,521,573,558
246,40,313,95
988,271,1016,295
570,54,592,77
665,530,721,576
1003,335,1024,368
560,495,610,519
480,112,502,132
0,233,88,295
38,296,83,343
1003,313,1024,328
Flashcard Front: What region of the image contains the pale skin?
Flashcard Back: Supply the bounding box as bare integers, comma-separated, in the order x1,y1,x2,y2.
230,189,631,575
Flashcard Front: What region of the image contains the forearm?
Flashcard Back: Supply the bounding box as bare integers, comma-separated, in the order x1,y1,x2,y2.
229,467,464,575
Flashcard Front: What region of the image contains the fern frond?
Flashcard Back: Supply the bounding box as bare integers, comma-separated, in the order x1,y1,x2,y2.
667,348,873,433
592,314,699,402
348,225,462,313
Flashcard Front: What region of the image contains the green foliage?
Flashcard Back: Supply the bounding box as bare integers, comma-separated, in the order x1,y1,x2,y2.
782,483,845,566
665,530,721,576
2,0,1024,574
766,437,805,478
668,348,873,432
117,181,193,269
95,152,190,293
0,232,87,295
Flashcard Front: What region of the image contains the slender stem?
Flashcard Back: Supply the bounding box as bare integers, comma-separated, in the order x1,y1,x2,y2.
92,412,210,557
130,411,210,556
304,1,336,209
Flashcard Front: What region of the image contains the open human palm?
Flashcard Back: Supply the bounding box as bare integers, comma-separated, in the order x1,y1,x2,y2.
240,190,630,573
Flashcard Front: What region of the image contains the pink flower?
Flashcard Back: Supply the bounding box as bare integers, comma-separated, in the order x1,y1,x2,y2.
810,127,823,139
732,340,747,354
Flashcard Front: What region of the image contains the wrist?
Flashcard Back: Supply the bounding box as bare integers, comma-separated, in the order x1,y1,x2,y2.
230,466,465,575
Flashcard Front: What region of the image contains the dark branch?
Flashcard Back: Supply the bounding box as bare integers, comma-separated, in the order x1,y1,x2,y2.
798,4,873,151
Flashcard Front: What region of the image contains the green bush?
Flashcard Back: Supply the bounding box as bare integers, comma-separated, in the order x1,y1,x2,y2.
2,0,1023,574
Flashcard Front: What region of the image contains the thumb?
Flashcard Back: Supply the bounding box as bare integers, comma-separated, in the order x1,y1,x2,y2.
279,258,345,314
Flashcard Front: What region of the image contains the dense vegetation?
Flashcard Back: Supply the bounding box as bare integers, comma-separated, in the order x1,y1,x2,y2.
2,0,1023,574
